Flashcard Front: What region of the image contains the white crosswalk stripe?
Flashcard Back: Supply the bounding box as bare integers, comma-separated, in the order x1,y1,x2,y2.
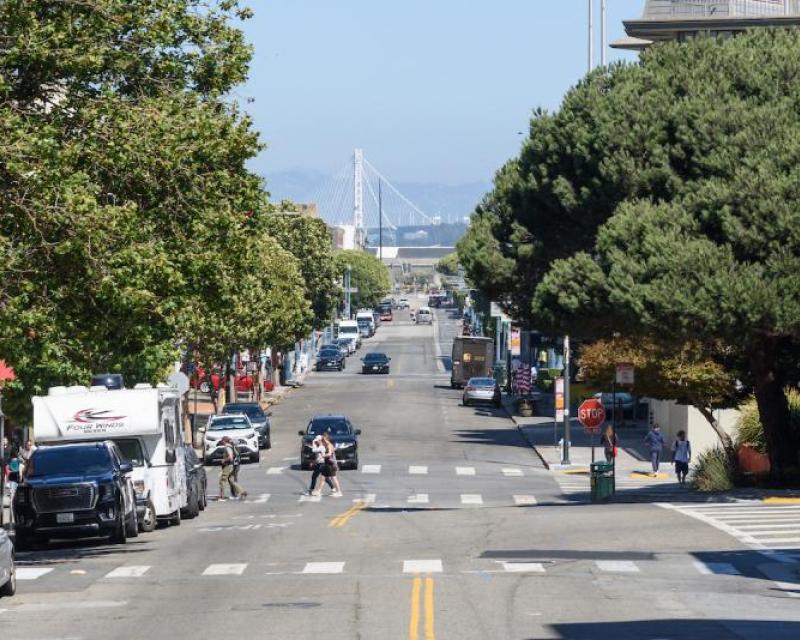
503,562,545,573
501,468,523,477
299,494,321,503
693,561,740,576
513,495,538,506
250,493,270,504
266,467,286,475
596,561,639,573
202,563,247,576
403,559,443,574
15,567,54,580
460,494,483,505
407,493,429,504
660,502,800,550
361,465,381,474
456,466,476,476
302,562,345,574
105,565,151,578
408,465,428,475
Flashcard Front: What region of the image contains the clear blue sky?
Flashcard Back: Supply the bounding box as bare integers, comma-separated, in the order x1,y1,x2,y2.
240,0,641,185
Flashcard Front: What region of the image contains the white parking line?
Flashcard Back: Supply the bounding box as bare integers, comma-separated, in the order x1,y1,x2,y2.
105,566,151,578
361,465,382,474
202,563,248,576
461,494,483,505
595,561,640,573
403,559,443,574
503,562,545,573
302,562,345,574
408,466,428,475
513,495,538,506
502,468,524,477
266,467,286,475
407,494,429,504
693,561,740,576
15,568,54,580
456,467,476,476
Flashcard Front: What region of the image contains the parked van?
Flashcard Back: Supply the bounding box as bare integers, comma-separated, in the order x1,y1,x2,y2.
33,385,188,530
337,319,361,347
356,310,376,335
415,307,433,325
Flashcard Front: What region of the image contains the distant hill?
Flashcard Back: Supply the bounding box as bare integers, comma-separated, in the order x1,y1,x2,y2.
264,168,490,223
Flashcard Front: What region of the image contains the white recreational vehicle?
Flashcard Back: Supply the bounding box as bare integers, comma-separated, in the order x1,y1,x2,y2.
32,384,188,529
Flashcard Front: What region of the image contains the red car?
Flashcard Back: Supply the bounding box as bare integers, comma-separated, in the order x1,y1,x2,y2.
190,368,255,394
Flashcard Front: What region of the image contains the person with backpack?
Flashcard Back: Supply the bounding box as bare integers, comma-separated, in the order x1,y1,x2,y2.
672,430,692,485
219,436,246,500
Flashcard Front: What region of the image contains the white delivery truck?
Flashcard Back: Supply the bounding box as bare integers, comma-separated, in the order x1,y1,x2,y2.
32,384,188,530
356,310,376,334
337,319,361,347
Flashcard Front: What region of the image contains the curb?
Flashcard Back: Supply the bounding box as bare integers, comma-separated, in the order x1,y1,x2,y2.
501,399,551,470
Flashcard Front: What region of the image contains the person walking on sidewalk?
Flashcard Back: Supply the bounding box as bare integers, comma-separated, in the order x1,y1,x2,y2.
672,430,692,485
601,425,618,464
219,437,246,500
644,424,666,476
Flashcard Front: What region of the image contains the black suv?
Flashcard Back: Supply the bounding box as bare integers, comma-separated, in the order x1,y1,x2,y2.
299,415,361,470
316,347,345,372
13,442,138,549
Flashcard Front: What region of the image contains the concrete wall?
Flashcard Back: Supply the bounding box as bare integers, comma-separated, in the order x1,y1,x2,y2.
647,399,740,456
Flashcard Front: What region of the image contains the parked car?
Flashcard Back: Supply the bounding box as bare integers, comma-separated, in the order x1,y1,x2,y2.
299,416,361,470
358,319,374,338
0,527,15,597
180,445,207,519
13,442,139,549
316,346,346,372
222,402,272,449
462,377,502,408
334,338,356,356
415,307,433,325
203,414,260,463
190,368,254,394
594,392,637,416
362,352,391,374
397,298,410,309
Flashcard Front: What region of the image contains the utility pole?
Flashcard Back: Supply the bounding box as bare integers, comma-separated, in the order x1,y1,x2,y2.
600,0,607,67
378,179,383,263
588,0,594,72
561,335,572,465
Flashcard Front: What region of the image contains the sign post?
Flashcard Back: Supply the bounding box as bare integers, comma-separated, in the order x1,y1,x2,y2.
578,398,606,463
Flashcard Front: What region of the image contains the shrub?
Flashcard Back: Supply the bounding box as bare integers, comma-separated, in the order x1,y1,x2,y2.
735,389,800,454
692,447,735,492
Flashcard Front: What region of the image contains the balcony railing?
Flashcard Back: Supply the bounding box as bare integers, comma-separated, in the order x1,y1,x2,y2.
642,0,800,18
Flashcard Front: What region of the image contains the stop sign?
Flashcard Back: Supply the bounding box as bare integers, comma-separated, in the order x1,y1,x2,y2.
578,398,606,432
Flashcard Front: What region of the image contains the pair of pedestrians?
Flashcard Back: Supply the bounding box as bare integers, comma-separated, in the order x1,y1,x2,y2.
307,433,343,497
645,425,692,484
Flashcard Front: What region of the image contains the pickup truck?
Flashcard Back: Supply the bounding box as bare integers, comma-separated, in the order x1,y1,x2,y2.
13,441,139,549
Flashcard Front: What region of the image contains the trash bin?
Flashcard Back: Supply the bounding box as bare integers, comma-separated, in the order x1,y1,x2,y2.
590,461,615,502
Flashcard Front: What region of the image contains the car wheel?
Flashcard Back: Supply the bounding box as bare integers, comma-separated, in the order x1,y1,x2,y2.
199,381,210,394
265,438,272,450
169,507,181,527
13,533,31,552
111,509,128,544
125,508,139,538
0,560,16,597
199,482,208,510
253,450,261,463
140,499,157,532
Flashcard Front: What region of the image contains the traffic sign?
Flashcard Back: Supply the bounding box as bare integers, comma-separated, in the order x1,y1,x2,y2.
578,398,606,432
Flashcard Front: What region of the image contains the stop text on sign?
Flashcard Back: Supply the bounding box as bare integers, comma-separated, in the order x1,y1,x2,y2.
577,399,606,432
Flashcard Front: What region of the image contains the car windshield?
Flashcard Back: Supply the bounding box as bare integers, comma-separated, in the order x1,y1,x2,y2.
365,353,387,362
357,320,370,326
28,447,112,477
307,418,351,436
208,416,250,430
111,438,147,467
222,404,265,420
319,348,339,356
469,378,496,387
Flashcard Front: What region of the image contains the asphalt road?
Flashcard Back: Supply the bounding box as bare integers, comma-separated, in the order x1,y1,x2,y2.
2,308,799,639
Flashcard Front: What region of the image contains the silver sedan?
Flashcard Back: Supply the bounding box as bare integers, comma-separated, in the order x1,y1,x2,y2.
462,377,501,408
0,526,15,597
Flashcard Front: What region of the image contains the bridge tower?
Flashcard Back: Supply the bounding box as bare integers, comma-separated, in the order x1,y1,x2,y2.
353,148,365,247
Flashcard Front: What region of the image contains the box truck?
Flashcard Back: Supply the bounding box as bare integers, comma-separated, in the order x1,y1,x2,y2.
450,336,494,389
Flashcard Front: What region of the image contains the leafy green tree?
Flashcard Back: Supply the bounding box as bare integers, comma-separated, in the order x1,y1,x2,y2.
263,210,340,329
334,250,392,311
436,253,460,276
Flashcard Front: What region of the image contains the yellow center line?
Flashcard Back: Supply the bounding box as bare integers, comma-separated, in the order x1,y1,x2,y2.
408,575,436,640
424,576,435,640
329,500,368,528
409,576,422,640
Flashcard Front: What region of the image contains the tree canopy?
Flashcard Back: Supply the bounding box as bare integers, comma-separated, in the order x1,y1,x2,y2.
461,30,800,477
334,250,392,311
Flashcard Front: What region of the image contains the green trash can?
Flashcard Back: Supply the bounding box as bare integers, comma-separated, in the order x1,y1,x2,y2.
590,461,615,502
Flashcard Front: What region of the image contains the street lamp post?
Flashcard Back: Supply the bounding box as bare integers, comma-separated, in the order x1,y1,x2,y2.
601,0,608,67
588,0,594,72
561,335,572,465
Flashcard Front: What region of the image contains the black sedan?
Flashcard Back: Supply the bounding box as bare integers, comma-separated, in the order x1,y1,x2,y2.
316,347,345,371
222,402,272,449
299,415,361,470
362,352,391,374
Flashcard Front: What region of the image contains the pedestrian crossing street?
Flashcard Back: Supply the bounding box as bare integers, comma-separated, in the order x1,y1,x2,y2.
658,501,800,552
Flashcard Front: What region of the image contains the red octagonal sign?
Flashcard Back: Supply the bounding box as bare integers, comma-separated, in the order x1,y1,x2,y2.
578,398,606,432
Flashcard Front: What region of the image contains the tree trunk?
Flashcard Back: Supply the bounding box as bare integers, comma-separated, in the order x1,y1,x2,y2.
697,405,737,468
749,339,800,483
